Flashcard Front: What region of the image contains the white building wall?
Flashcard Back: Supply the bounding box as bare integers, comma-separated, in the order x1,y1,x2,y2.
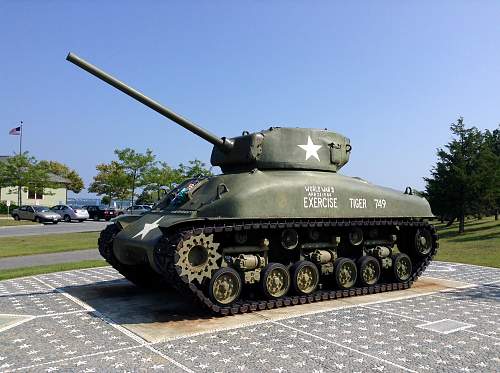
0,186,67,206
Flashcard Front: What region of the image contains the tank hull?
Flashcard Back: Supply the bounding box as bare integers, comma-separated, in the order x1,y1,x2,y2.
111,170,432,268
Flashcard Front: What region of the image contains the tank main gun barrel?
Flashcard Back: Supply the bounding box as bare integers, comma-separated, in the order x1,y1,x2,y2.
66,52,233,152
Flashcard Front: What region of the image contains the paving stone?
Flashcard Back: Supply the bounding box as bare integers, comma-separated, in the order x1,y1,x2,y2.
155,322,403,373
0,277,52,297
0,312,141,371
425,261,500,285
368,288,500,338
37,267,122,288
0,290,85,316
277,306,500,372
10,346,188,373
0,263,498,372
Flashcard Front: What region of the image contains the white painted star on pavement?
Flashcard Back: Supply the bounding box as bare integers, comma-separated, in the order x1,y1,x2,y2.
298,136,322,161
133,218,163,240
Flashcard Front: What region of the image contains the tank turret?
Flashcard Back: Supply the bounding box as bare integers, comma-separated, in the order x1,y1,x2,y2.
66,53,351,172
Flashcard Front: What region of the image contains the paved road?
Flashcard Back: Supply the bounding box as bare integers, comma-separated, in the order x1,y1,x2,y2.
0,220,109,237
0,261,498,372
0,249,102,270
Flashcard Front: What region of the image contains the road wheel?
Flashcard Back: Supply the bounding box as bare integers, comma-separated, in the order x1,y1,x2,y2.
357,256,380,286
34,216,40,223
291,260,319,295
398,227,433,258
13,215,19,221
392,253,412,282
78,219,84,223
261,263,290,299
334,258,357,289
209,267,242,306
63,215,71,222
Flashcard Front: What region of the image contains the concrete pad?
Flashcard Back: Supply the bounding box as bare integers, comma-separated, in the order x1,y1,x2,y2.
64,276,467,343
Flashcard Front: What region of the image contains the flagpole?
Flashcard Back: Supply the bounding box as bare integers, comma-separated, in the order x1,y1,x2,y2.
18,121,23,206
19,121,23,155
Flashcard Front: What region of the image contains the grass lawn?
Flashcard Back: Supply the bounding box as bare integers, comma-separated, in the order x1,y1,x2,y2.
0,219,39,227
0,260,107,281
0,231,100,258
433,216,500,268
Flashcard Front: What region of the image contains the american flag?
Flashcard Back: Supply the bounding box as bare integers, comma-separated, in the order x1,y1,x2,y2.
9,126,21,135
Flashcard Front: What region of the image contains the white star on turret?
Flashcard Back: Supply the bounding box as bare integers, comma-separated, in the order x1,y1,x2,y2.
133,217,163,240
298,136,322,161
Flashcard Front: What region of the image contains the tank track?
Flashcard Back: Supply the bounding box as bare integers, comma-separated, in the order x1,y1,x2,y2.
98,224,166,289
154,218,438,316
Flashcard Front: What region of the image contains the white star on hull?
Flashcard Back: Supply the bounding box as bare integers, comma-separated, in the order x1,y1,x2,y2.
133,217,163,240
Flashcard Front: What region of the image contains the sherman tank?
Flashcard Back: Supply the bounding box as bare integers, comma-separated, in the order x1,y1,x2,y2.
67,52,438,315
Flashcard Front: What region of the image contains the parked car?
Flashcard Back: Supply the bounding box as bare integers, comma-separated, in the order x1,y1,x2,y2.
118,205,152,216
84,205,117,221
51,205,89,222
11,205,61,224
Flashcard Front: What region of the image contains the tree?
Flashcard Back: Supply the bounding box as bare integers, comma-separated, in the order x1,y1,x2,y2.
178,159,213,178
0,152,52,205
480,127,500,220
141,162,183,201
88,161,131,205
114,148,156,206
100,195,111,206
38,160,84,193
424,118,497,233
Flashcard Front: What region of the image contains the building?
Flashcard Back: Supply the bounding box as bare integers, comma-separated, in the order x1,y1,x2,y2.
0,156,71,206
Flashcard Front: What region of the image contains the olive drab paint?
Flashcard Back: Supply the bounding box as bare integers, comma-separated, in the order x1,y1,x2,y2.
67,52,437,314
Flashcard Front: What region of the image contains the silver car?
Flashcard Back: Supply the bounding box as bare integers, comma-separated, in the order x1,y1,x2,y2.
11,205,61,224
51,204,89,222
119,204,152,216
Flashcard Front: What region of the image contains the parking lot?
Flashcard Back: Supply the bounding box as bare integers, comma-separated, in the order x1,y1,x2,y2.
0,261,498,372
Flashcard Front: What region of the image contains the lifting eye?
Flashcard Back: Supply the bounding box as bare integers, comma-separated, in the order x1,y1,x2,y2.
404,186,413,195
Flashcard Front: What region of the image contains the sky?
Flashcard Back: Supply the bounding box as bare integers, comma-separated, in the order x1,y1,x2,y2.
1,1,499,198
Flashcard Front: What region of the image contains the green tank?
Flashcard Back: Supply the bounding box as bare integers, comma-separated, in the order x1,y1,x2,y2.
67,53,438,315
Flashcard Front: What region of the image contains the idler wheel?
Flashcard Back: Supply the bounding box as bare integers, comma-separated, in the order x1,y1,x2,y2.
209,267,242,306
357,256,381,286
261,263,291,299
291,260,319,295
392,253,412,282
414,228,433,256
334,258,357,289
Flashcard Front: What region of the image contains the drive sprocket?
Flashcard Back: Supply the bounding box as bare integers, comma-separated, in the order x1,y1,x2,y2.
174,232,222,284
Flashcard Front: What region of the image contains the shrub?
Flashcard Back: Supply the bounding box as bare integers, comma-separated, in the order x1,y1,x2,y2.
0,202,18,215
